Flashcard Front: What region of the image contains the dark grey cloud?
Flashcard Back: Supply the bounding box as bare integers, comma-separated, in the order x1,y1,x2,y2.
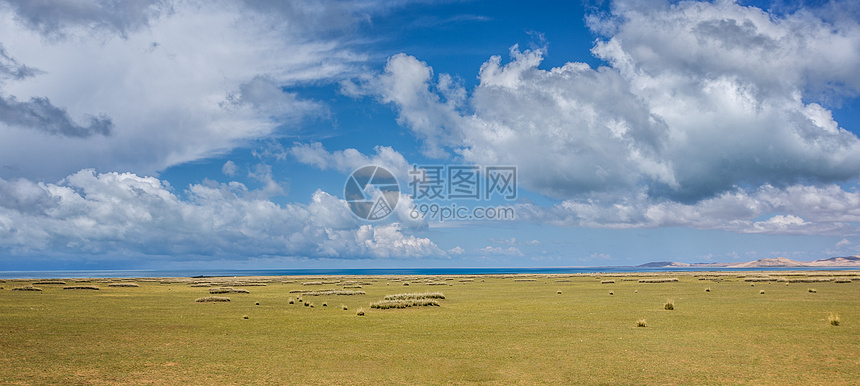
0,95,113,137
0,44,40,80
0,0,169,37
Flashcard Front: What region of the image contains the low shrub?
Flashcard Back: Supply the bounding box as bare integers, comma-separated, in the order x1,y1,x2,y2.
370,299,440,309
12,286,42,291
63,286,99,290
209,287,249,294
195,296,230,302
383,292,445,301
638,278,679,283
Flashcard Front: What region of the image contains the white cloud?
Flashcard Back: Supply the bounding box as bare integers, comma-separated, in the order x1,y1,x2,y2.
347,0,860,237
221,160,238,177
0,169,445,260
289,142,411,181
362,2,859,199
516,183,860,236
480,246,524,256
0,0,407,181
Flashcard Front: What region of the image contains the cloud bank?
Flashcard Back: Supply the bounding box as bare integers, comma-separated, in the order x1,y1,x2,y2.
349,0,860,235
0,169,445,260
0,0,401,180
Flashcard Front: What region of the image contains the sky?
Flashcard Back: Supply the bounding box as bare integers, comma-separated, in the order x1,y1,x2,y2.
1,0,860,271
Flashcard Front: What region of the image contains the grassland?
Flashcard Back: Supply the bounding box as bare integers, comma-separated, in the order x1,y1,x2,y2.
0,272,858,384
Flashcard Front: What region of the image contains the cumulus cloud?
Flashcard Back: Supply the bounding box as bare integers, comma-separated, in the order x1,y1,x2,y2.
0,170,445,260
221,160,238,177
516,183,860,236
346,0,860,237
355,1,860,202
0,0,406,181
289,142,410,179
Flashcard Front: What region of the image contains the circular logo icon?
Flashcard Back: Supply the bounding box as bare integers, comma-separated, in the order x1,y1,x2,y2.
344,165,400,220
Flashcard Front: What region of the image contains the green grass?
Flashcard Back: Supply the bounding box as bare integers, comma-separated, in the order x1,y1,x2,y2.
1,271,859,384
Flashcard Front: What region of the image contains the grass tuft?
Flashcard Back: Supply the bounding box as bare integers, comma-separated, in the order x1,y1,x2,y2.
33,281,66,285
760,290,765,294
195,296,230,302
63,286,99,290
370,299,440,309
208,287,249,294
636,319,647,327
705,287,711,292
12,286,42,291
289,298,295,304
383,292,445,301
829,313,840,326
638,278,679,283
808,288,817,293
557,290,562,294
601,280,615,284
609,291,614,295
243,315,249,319
664,300,674,310
342,304,348,310
356,308,365,316
108,283,139,287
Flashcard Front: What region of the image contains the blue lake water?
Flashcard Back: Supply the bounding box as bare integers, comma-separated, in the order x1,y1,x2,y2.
0,266,857,279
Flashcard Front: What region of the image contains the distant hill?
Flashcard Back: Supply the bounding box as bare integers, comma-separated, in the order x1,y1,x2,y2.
727,257,806,268
638,255,860,268
637,261,689,267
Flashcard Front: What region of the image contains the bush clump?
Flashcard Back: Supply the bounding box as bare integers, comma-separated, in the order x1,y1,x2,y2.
638,278,679,283
196,296,230,302
370,299,440,309
383,292,445,301
12,286,42,291
63,286,99,290
208,287,249,294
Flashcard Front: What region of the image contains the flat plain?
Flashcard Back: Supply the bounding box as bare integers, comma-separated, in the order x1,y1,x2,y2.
1,272,858,384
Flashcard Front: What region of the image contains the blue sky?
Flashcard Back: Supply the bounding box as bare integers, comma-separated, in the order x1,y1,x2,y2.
2,0,860,270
